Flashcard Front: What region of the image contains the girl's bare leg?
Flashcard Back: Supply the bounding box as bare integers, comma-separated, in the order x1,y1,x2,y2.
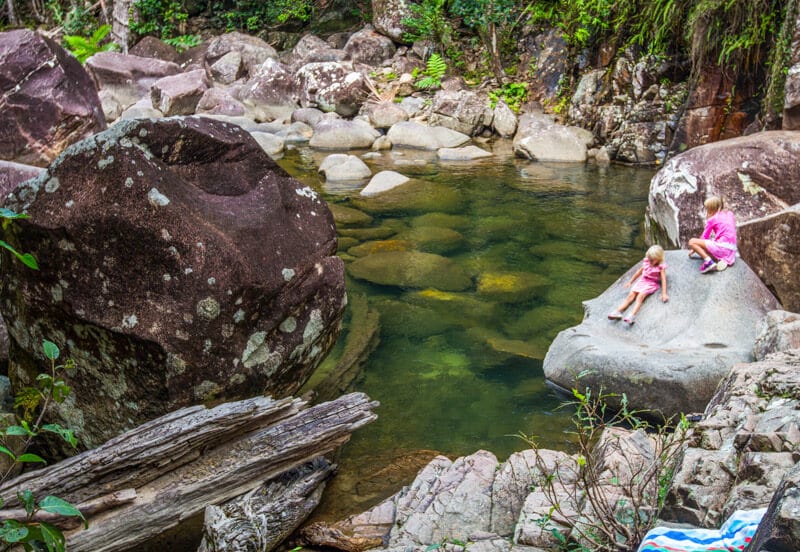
629,293,648,317
614,291,637,313
688,237,713,259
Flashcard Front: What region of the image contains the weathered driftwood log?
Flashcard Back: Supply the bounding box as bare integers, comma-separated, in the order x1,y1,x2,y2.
0,488,136,529
199,457,335,552
0,393,377,552
0,395,306,508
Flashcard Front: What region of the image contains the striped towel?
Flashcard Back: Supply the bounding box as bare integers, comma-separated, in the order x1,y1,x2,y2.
637,508,766,552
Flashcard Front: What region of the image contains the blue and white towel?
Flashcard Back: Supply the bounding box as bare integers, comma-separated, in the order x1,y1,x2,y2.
637,508,766,552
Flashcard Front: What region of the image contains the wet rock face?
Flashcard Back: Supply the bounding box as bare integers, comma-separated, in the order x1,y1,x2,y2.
0,30,106,167
0,116,345,448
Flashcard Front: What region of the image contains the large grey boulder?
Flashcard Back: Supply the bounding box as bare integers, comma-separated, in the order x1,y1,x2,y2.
429,89,493,136
205,32,278,78
644,131,800,311
387,121,471,150
513,113,593,162
543,250,780,418
753,310,800,360
309,119,380,150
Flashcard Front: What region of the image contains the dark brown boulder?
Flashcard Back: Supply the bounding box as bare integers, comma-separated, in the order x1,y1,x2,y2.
129,36,180,63
0,30,106,167
343,26,396,66
645,131,800,311
0,116,345,448
85,51,181,111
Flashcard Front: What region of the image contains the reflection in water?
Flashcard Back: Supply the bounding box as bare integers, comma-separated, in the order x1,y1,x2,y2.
278,142,655,519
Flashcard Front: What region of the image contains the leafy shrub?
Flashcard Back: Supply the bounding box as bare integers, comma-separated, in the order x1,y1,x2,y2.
520,387,690,551
164,33,202,52
209,0,313,33
489,81,528,112
0,343,85,552
130,0,188,39
63,24,119,63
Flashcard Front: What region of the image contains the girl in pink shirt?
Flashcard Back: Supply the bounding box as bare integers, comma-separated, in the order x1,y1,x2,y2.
688,196,737,273
608,245,669,325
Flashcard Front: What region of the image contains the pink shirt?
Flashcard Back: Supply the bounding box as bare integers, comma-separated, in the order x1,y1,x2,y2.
702,210,737,247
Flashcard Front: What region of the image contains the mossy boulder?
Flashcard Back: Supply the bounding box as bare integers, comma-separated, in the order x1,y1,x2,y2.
347,252,473,291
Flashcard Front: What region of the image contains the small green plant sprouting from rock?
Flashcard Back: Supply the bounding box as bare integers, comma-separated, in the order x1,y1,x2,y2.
488,81,529,112
163,33,202,53
415,53,448,90
0,208,37,270
62,24,119,63
0,340,86,552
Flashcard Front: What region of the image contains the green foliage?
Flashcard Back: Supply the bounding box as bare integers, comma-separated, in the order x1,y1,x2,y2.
762,0,797,118
164,33,202,52
686,0,780,73
519,387,690,551
209,0,312,33
415,53,447,90
130,0,188,39
402,0,455,52
62,24,119,63
0,208,37,270
488,81,528,112
0,341,85,552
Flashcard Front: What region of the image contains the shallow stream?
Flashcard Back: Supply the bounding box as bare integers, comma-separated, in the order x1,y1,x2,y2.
277,140,656,519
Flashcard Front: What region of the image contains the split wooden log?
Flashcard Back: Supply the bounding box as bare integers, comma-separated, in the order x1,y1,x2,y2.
199,457,335,552
0,488,136,529
0,392,377,552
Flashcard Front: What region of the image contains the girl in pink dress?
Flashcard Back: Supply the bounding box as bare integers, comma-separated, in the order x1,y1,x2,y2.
608,245,669,324
688,196,737,273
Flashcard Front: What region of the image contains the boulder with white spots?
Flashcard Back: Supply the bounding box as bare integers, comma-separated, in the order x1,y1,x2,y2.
0,117,345,448
295,62,370,117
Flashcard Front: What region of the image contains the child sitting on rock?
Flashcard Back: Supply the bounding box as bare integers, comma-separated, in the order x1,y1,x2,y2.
608,244,669,325
688,196,737,273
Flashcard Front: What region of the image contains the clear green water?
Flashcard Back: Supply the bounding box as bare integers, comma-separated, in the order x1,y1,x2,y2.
277,141,655,515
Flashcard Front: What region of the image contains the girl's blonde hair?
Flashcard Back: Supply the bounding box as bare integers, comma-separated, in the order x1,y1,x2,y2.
646,244,665,265
704,196,724,214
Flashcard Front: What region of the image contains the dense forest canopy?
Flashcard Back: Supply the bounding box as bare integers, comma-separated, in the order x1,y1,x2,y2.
0,0,795,117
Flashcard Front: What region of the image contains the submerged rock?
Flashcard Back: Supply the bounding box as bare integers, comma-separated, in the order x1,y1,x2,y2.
0,117,345,447
347,251,472,291
543,250,780,418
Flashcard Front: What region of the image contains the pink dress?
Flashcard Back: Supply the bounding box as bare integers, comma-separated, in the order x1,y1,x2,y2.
631,258,666,294
702,210,737,265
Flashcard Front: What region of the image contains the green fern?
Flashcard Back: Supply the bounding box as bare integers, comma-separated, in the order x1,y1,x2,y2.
415,53,447,90
63,24,119,63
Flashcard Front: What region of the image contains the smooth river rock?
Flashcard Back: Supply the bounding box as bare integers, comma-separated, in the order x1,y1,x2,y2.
387,121,471,150
347,251,473,291
543,250,780,418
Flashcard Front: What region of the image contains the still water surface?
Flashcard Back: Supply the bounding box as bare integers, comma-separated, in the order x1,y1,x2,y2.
277,140,656,516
